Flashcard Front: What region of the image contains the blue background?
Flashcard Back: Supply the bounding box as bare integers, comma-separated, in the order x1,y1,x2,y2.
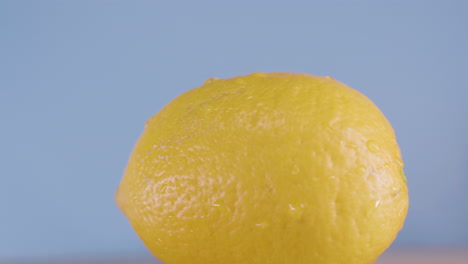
1,0,467,262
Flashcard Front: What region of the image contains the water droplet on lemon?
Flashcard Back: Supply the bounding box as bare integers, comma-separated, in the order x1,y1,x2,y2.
212,199,233,215
288,203,305,220
355,165,367,177
255,222,270,229
366,140,380,153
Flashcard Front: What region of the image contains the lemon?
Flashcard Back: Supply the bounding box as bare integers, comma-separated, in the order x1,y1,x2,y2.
116,72,408,264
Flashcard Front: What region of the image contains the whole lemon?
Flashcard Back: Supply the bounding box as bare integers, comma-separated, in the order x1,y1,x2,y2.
116,72,408,264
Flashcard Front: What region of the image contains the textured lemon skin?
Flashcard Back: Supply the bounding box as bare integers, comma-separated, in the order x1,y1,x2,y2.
116,73,408,264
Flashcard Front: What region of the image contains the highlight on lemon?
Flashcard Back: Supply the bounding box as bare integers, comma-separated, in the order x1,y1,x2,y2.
116,72,408,264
